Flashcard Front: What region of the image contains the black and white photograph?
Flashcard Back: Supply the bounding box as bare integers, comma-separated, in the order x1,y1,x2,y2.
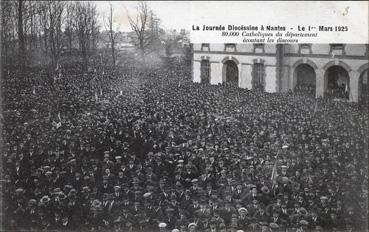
1,1,368,232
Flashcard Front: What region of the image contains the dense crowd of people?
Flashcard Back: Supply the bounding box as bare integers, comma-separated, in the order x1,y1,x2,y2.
294,84,315,97
324,86,350,100
2,59,368,232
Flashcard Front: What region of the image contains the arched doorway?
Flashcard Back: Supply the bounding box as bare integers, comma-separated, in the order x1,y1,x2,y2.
222,60,239,86
200,60,210,84
294,64,316,96
359,69,368,105
324,65,350,100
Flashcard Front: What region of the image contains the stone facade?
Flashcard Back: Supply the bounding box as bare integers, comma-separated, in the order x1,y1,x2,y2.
192,44,368,102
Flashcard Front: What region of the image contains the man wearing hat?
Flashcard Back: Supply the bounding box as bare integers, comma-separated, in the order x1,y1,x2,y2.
232,182,246,202
10,192,26,229
145,166,158,183
39,195,51,213
113,185,123,201
197,216,211,231
175,209,189,229
116,170,129,186
278,203,291,224
24,199,39,230
160,207,178,230
243,186,260,205
295,219,309,232
187,198,201,218
117,207,134,229
253,207,269,226
179,189,191,209
142,200,158,231
66,189,81,229
188,222,197,232
204,219,218,232
50,210,65,230
118,162,130,177
229,213,239,230
237,207,251,229
194,198,210,220
218,201,236,225
130,200,144,224
175,182,185,200
246,198,260,217
182,165,197,188
199,172,214,189
112,215,123,232
99,176,114,196
269,211,287,227
269,222,283,232
190,178,201,196
12,160,27,185
39,210,52,231
159,222,168,232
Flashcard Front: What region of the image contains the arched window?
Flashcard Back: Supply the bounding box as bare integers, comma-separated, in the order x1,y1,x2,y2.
299,44,312,54
330,44,344,50
324,65,350,100
294,63,316,96
254,44,265,53
201,43,210,51
224,43,236,52
330,44,345,55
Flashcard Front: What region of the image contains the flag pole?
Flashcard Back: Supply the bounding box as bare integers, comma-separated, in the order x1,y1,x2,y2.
313,99,318,115
271,145,288,190
271,152,279,189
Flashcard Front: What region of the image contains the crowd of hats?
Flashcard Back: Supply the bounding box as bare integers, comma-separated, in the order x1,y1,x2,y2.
293,84,315,97
2,60,368,232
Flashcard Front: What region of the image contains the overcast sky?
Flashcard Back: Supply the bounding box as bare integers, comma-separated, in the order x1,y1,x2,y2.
94,1,191,32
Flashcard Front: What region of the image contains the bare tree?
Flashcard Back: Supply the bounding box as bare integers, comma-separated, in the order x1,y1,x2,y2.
74,2,89,70
148,11,162,53
2,0,101,69
104,2,118,66
3,1,50,66
73,1,99,70
128,1,155,64
38,2,49,55
17,0,26,68
45,0,65,68
3,0,99,69
90,6,99,54
1,1,17,64
64,2,75,53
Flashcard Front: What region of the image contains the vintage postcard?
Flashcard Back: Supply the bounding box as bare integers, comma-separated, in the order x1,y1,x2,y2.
1,1,368,232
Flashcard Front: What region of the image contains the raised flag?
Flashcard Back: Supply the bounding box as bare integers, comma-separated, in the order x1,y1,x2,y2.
314,100,318,114
56,121,62,129
271,160,278,188
56,112,62,129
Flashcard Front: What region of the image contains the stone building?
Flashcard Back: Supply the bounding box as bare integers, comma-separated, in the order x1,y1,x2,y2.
192,44,368,103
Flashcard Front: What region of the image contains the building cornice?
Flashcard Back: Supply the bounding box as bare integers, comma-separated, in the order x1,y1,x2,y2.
193,50,368,60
